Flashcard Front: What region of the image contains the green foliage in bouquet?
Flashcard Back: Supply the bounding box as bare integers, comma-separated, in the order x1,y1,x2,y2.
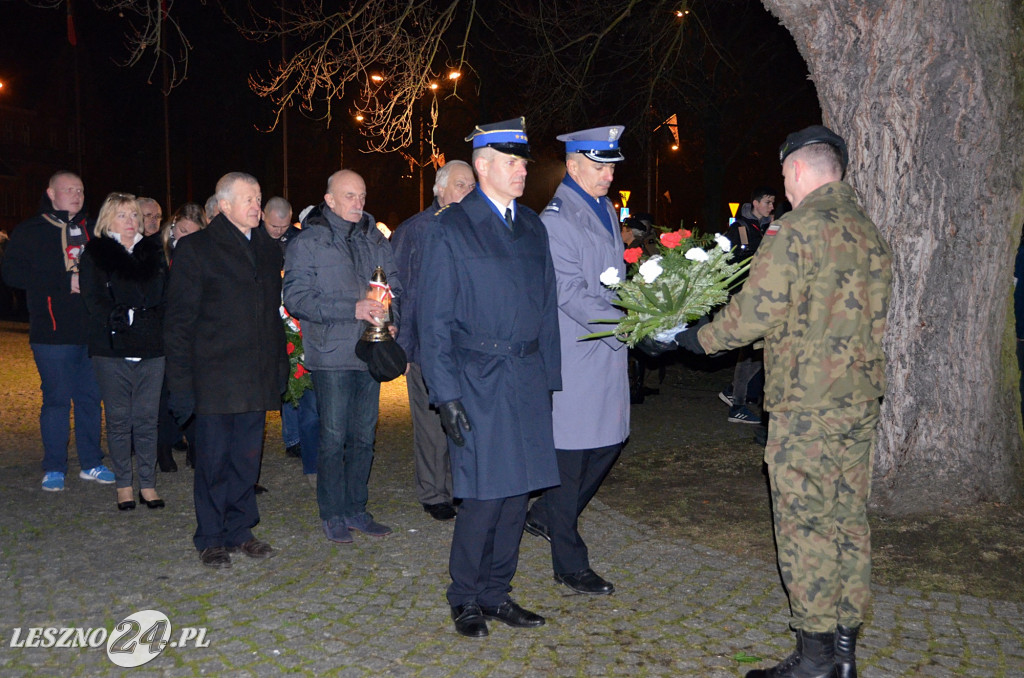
584,228,750,347
282,308,313,406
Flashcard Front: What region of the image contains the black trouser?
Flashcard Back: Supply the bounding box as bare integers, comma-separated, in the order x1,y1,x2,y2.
192,411,265,551
447,493,529,607
529,444,622,575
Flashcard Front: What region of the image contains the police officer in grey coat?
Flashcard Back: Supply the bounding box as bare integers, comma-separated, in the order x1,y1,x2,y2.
527,126,629,595
417,118,562,638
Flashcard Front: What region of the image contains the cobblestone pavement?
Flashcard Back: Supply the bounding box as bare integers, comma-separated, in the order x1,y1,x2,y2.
0,377,1022,677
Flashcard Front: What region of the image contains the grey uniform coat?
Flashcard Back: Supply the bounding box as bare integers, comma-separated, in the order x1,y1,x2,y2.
541,180,630,450
417,189,562,501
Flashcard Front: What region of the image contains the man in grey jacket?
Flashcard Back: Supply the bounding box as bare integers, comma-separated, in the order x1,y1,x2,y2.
283,170,402,544
528,126,630,595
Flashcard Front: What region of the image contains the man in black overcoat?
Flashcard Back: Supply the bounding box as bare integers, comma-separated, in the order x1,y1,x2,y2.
164,172,289,569
417,118,562,638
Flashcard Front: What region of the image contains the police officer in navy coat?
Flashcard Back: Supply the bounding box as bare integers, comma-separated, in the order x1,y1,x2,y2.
417,118,562,638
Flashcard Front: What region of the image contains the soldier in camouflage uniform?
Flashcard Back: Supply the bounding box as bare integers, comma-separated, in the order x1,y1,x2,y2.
668,125,892,678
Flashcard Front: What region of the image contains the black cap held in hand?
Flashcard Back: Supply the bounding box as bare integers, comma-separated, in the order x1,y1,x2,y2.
355,339,407,382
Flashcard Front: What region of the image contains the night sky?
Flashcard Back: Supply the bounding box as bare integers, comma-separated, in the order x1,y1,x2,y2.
1,1,819,229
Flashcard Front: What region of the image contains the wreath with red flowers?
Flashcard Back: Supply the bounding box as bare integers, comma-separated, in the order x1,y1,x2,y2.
281,307,313,406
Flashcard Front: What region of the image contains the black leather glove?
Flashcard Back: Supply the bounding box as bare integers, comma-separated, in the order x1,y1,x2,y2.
439,400,472,447
167,391,195,428
636,335,678,357
676,316,710,355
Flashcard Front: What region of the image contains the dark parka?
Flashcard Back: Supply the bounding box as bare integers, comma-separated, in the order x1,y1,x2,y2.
79,235,167,358
163,215,289,415
283,204,402,372
417,189,562,501
1,199,92,344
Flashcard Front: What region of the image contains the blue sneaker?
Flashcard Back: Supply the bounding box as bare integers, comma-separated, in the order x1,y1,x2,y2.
345,512,392,537
42,471,65,492
79,465,115,484
728,405,761,425
718,386,735,407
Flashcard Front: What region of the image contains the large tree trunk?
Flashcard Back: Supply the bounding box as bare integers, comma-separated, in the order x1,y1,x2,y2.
762,0,1024,514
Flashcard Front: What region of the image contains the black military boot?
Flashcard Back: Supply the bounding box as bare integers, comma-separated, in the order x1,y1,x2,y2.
746,629,838,678
835,624,859,678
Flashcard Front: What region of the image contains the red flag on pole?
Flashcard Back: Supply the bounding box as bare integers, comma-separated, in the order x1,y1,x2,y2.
67,0,78,46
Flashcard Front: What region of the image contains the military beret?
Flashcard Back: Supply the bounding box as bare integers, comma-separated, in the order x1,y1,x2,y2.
778,124,849,174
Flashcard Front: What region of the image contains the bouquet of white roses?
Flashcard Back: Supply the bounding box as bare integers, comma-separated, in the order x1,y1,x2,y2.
585,228,749,347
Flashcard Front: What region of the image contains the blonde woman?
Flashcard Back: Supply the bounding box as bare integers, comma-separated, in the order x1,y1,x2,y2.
79,193,168,510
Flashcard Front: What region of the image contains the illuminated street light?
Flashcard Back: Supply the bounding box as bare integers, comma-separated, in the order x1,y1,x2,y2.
429,82,439,91
448,70,461,80
370,74,384,83
355,113,364,122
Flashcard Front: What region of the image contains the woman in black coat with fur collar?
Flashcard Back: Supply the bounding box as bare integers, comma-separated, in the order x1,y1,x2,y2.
79,193,168,511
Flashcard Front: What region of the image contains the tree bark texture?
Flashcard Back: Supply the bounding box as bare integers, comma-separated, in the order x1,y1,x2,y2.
762,0,1024,514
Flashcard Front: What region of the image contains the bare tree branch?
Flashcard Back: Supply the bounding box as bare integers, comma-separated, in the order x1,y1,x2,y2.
238,0,478,154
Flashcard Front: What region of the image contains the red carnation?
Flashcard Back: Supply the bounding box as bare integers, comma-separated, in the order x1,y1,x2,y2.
660,230,684,249
287,342,296,355
624,247,643,264
681,228,692,238
294,364,308,379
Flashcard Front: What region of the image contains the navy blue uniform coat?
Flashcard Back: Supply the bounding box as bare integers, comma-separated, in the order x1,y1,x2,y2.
417,190,562,501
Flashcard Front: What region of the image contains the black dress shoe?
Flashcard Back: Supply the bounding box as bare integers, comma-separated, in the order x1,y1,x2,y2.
117,500,136,511
138,491,165,509
423,502,457,521
480,599,545,628
285,443,302,458
227,538,276,558
199,546,231,569
523,515,551,543
450,603,488,638
555,568,615,595
254,483,268,494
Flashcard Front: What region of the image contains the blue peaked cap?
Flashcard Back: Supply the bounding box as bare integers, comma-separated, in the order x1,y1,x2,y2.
557,125,626,163
465,117,532,160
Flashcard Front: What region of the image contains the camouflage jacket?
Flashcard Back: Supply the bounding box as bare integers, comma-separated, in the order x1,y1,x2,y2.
697,181,892,412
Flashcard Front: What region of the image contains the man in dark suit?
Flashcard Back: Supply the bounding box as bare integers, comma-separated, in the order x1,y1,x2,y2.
417,118,562,638
164,172,289,569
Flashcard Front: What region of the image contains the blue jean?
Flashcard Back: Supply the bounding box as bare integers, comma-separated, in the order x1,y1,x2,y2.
283,389,320,475
31,343,103,474
281,399,300,448
312,370,379,521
